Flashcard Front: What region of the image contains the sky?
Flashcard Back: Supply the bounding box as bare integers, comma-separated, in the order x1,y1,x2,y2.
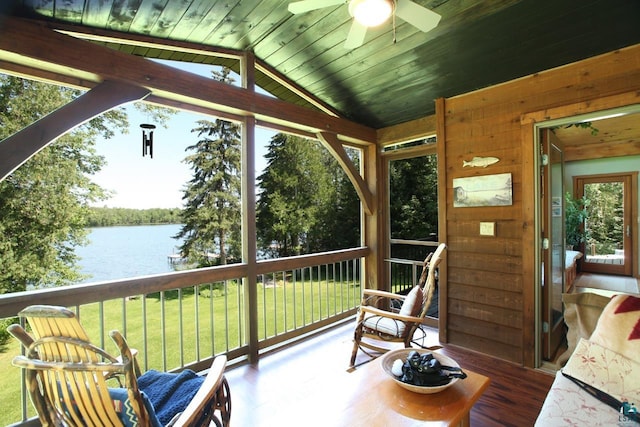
91,61,275,209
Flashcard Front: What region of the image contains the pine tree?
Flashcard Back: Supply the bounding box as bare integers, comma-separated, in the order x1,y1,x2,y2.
584,182,624,254
308,149,360,251
256,134,359,256
175,68,241,265
389,154,439,240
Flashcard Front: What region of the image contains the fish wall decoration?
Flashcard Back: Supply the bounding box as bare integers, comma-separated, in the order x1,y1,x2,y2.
463,156,499,168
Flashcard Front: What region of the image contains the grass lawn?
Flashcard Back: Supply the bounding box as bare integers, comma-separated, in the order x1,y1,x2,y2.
0,277,360,425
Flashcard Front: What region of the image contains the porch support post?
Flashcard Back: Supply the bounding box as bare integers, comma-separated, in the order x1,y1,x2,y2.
240,51,259,364
0,80,150,182
435,97,449,342
362,143,382,290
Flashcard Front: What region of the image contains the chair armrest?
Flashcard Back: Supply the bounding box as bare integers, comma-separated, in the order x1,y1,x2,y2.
361,289,406,313
110,330,142,377
172,356,228,427
362,289,407,301
8,324,34,348
115,348,141,378
359,305,423,324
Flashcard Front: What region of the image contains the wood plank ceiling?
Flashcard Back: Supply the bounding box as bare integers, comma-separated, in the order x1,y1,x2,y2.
2,0,640,135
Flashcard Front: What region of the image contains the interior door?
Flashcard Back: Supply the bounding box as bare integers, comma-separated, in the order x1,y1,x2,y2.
576,174,634,276
540,129,565,361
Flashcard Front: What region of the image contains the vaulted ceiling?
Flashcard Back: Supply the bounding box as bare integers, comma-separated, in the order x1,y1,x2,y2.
2,0,639,131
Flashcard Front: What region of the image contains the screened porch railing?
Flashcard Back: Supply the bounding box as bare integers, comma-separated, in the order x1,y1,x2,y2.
0,247,367,426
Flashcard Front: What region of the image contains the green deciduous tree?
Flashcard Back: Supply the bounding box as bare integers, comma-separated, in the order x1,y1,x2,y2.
584,182,623,254
0,75,175,294
175,68,241,266
307,149,360,251
389,154,439,240
256,134,359,257
0,76,120,293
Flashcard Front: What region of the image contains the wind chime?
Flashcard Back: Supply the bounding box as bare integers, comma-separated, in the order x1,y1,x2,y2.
140,123,156,158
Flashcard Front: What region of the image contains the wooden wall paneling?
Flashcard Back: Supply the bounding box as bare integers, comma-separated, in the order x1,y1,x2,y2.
446,205,522,222
446,46,640,116
446,252,522,278
448,283,522,309
444,98,524,363
440,120,523,147
448,316,522,349
442,44,640,366
448,269,522,293
447,219,523,239
449,299,523,328
447,236,522,258
447,330,523,363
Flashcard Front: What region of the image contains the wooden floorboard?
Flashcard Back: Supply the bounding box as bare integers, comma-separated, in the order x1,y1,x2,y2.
223,320,554,426
439,345,554,427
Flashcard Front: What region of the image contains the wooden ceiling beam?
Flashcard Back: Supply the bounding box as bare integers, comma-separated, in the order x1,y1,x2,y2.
0,80,150,181
317,132,374,215
377,115,437,146
56,24,342,119
0,17,376,145
0,58,368,166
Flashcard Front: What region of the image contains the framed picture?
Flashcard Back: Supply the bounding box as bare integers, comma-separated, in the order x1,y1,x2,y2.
453,173,513,207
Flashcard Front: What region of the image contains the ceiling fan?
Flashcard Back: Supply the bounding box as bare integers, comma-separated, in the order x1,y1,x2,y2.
288,0,441,49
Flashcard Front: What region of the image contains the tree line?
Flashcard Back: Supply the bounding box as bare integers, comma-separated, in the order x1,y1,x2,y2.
1,69,435,296
173,68,360,266
0,74,174,294
0,71,362,293
0,71,439,349
87,207,182,227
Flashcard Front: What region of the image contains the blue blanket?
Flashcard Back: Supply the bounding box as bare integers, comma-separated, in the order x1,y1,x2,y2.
138,369,205,426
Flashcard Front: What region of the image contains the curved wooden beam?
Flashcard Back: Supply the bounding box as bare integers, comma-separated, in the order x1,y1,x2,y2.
317,132,374,215
0,80,150,182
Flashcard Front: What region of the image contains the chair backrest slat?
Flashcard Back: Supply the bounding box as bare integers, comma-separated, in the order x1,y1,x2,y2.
25,306,93,364
12,305,150,427
419,243,446,318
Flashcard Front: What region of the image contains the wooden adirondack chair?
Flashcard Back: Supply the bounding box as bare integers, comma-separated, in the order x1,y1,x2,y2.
9,305,231,427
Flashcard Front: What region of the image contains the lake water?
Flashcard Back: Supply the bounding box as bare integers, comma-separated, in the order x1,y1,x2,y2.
75,224,184,284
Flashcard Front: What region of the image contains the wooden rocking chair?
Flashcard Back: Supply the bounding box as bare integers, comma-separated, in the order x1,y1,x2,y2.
349,243,446,368
9,305,231,427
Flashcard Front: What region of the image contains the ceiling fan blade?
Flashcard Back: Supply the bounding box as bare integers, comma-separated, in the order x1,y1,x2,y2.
395,0,441,33
288,0,344,14
344,20,367,49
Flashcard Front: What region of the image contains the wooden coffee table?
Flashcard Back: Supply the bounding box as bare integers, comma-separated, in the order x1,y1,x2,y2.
335,356,491,426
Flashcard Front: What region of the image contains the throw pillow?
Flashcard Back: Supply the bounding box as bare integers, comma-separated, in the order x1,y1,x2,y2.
399,286,424,318
563,338,640,406
589,294,640,363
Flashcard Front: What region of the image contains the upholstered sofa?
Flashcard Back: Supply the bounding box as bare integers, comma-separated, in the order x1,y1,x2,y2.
536,293,640,426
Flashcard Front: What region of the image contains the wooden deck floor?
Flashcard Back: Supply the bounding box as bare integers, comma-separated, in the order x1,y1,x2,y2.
223,320,554,426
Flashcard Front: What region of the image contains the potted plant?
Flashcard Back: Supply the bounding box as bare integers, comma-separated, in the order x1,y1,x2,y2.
564,192,589,250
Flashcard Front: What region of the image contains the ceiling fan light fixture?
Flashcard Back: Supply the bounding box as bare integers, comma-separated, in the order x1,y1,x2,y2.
349,0,394,28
